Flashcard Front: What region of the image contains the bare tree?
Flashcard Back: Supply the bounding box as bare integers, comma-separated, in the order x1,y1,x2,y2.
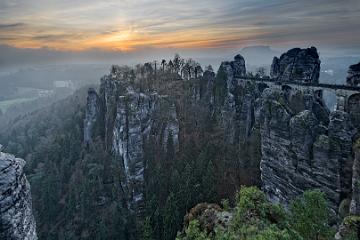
161,59,166,72
195,64,203,78
168,60,174,73
173,53,184,74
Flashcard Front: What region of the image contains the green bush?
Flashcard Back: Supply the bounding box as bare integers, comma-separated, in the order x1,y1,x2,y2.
179,187,335,240
289,190,334,240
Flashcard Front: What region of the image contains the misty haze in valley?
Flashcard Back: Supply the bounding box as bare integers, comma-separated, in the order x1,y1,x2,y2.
1,44,358,122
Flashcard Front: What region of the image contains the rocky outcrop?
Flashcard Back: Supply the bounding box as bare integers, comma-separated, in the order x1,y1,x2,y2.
336,139,360,239
0,148,37,240
350,140,360,215
85,68,179,212
346,62,360,86
233,54,246,78
217,55,262,144
83,53,358,221
219,54,246,92
112,88,179,209
270,47,321,84
99,73,122,149
184,203,232,234
270,57,280,78
258,86,356,212
84,88,99,145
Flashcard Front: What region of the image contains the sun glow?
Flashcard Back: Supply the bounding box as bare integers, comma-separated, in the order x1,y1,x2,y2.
1,0,359,52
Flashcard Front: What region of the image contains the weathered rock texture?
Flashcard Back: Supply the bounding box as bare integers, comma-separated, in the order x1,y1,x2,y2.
251,49,360,213
111,89,179,210
347,93,360,130
218,54,257,144
270,47,321,84
350,140,360,215
0,150,37,240
84,88,99,145
346,62,360,86
85,68,179,212
84,51,360,219
258,87,356,211
335,139,360,239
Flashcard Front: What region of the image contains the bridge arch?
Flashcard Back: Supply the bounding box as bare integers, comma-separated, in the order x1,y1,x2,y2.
347,93,360,129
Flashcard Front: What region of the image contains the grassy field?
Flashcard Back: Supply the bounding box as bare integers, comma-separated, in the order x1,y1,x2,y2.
0,97,37,113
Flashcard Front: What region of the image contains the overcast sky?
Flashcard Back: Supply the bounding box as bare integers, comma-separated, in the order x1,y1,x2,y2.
0,0,359,66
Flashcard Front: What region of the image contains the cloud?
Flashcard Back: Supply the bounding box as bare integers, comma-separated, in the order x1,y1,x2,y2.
0,22,25,29
0,0,359,52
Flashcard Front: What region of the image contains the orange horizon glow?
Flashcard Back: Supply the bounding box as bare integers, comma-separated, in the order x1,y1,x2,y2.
2,26,262,52
0,0,359,53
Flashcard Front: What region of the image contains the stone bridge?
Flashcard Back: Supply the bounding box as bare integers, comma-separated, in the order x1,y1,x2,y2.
237,77,360,114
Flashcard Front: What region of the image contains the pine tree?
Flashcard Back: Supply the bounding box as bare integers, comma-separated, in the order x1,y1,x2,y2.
164,193,181,240
290,190,333,240
202,160,217,203
143,217,154,240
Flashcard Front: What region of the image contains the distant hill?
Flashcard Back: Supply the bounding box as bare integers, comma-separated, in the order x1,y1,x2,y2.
239,45,279,66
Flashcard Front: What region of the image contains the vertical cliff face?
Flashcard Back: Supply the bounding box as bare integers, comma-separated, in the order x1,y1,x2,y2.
111,88,179,209
100,73,122,149
258,87,356,211
270,47,321,84
217,54,259,145
258,49,360,212
348,93,360,132
350,141,360,215
84,88,99,145
85,69,180,212
0,147,37,240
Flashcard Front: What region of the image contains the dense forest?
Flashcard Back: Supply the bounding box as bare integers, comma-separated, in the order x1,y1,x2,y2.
0,54,261,240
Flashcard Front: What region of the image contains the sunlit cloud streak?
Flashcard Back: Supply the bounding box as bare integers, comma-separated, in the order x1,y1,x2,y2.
0,0,359,52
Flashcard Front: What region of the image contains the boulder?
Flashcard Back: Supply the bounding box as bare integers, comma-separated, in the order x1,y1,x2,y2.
0,151,37,240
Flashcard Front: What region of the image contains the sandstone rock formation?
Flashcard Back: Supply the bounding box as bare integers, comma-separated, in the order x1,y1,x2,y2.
84,88,99,145
84,52,359,221
219,54,246,91
217,54,260,145
347,93,360,130
336,139,360,239
111,89,179,210
85,68,179,212
233,54,246,78
270,47,321,84
346,62,360,86
258,85,356,212
0,149,37,240
257,49,360,213
350,140,360,215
